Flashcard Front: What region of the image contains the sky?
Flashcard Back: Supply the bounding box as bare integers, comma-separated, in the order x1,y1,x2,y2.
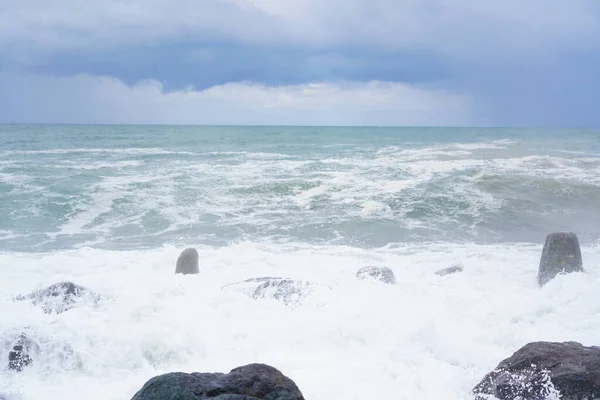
1,0,599,126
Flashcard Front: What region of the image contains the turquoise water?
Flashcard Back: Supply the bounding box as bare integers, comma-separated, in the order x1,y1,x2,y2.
1,125,600,251
3,125,600,400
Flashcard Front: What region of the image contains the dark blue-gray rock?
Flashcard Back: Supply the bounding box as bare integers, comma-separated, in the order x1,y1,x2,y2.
14,282,98,314
538,232,583,286
356,266,396,284
7,333,36,372
131,363,305,400
252,279,312,306
435,264,464,276
175,248,199,275
473,341,600,400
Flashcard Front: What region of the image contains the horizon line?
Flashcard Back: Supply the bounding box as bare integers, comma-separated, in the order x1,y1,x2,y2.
1,123,599,129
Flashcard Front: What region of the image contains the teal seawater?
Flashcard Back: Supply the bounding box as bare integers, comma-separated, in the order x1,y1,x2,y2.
1,125,600,252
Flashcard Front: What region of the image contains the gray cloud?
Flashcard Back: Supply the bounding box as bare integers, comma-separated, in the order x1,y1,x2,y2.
2,0,598,57
1,0,599,125
0,72,475,125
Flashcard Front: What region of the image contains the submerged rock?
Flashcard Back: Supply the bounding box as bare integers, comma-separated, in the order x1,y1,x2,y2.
435,264,464,276
131,363,305,400
222,277,315,306
14,282,98,314
221,276,283,295
175,248,199,275
538,232,583,286
356,266,396,284
7,333,35,372
473,341,600,400
239,276,281,283
2,328,79,374
252,278,312,306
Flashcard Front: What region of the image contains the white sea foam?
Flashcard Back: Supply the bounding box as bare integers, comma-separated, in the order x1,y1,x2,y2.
2,129,600,399
11,142,595,245
54,160,145,170
1,242,600,399
2,148,195,156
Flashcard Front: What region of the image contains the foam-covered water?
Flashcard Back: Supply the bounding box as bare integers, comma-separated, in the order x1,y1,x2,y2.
1,125,600,399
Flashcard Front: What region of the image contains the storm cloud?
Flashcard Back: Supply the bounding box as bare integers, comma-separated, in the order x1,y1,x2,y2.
1,0,599,125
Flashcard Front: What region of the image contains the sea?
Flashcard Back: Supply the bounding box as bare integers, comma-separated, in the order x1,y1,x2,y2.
1,125,600,399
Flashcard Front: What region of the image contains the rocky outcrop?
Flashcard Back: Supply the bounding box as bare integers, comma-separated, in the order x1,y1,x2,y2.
14,282,98,314
538,232,584,286
356,266,396,284
435,264,463,276
175,248,199,275
473,341,600,400
131,363,305,400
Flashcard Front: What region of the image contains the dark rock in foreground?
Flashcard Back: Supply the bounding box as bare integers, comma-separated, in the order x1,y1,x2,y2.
356,266,396,284
175,248,199,275
473,341,600,400
538,232,583,286
14,282,98,314
252,279,312,306
435,264,464,276
131,363,305,400
7,333,35,372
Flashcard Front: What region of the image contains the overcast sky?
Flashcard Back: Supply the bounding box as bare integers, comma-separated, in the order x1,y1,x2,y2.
1,0,599,126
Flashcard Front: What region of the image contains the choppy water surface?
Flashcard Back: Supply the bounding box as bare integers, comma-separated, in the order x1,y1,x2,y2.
1,125,600,399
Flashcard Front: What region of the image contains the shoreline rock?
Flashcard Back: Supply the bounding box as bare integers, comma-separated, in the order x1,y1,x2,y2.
473,341,600,400
131,363,305,400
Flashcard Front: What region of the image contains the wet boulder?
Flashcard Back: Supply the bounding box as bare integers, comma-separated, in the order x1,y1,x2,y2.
131,363,305,400
473,341,600,400
175,248,199,275
538,232,583,286
356,265,396,284
435,264,464,276
14,282,98,314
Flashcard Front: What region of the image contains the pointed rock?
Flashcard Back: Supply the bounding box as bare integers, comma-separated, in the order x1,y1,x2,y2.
175,248,199,275
538,232,583,286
